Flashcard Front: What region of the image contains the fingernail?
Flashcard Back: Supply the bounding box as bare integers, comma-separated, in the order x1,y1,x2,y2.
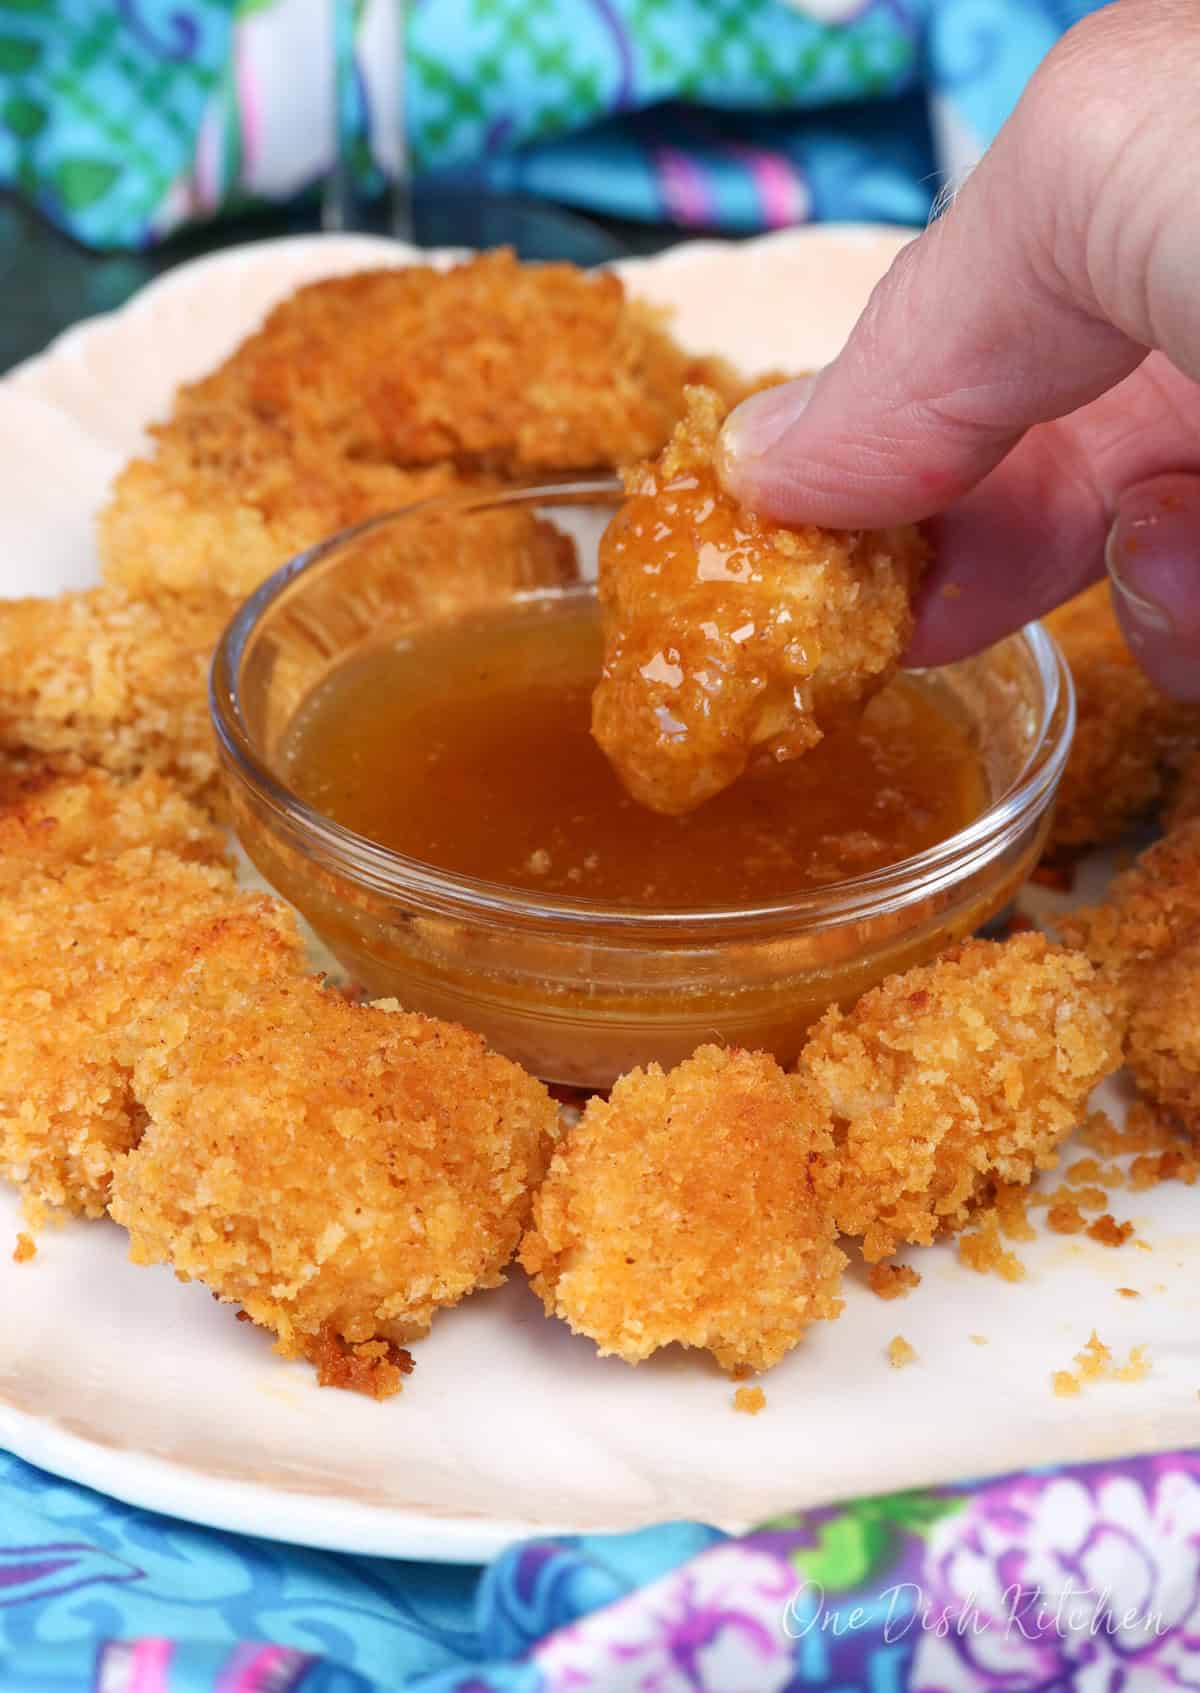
1106,472,1200,701
720,372,822,469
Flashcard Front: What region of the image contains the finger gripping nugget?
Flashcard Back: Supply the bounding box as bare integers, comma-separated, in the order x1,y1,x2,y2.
109,965,559,1363
803,934,1124,1263
520,1044,846,1372
591,386,927,815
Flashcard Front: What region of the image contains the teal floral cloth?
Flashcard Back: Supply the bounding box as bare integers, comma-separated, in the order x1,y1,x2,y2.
3,1446,1199,1690
0,0,1106,249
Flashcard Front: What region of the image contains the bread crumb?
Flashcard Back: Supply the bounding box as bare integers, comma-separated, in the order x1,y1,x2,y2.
12,1233,36,1264
1088,1214,1134,1248
1047,1202,1086,1235
305,1328,415,1399
733,1385,766,1415
1116,1287,1140,1299
1054,1332,1150,1394
1134,1240,1153,1252
887,1335,917,1369
969,1334,988,1346
868,1262,921,1301
1076,1331,1111,1381
993,1183,1036,1242
1115,1345,1151,1383
957,1211,1025,1280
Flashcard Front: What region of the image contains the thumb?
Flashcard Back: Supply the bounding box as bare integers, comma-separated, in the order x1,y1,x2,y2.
719,0,1200,530
1108,474,1200,703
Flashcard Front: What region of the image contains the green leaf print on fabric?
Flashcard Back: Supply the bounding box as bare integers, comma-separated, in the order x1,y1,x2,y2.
788,1491,966,1592
0,33,41,72
54,156,120,208
2,93,46,137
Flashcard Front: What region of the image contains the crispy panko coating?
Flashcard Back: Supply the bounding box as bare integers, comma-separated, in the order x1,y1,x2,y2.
0,769,226,893
100,251,702,597
110,949,559,1363
803,934,1124,1263
591,387,927,814
0,586,234,807
1062,821,1200,1132
1044,584,1200,850
520,1044,845,1372
1165,749,1200,832
0,850,302,1218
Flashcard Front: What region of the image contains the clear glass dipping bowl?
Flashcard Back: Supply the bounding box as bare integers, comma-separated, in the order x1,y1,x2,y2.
212,482,1075,1087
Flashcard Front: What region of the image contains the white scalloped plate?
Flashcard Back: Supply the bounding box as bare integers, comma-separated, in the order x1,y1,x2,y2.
2,227,1198,1564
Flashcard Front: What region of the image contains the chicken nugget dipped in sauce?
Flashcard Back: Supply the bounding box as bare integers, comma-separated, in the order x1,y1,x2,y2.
591,386,928,815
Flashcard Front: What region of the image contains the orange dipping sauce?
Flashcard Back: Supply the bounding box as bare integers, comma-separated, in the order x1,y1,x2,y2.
282,593,986,908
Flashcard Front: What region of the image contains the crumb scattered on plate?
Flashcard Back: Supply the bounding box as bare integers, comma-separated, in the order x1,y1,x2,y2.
12,1232,35,1264
887,1335,917,1369
733,1386,766,1416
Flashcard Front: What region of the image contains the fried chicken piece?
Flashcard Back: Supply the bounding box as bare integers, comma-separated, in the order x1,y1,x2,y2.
1044,584,1200,849
100,251,698,596
1062,821,1200,1132
109,948,559,1363
1164,748,1200,832
0,586,234,807
803,934,1124,1263
0,851,302,1218
591,387,927,814
520,1045,845,1371
0,769,226,894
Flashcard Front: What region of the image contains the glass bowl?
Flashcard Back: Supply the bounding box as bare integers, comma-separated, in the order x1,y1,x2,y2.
211,482,1075,1087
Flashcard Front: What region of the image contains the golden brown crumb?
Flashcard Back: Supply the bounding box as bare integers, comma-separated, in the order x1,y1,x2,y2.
1117,1287,1140,1298
100,253,705,597
1047,1203,1087,1235
306,1327,416,1400
1116,1345,1151,1382
1044,584,1200,850
110,953,557,1360
0,848,303,1218
969,1334,988,1345
12,1233,35,1264
1055,1332,1150,1393
733,1385,766,1415
591,386,926,814
520,1044,846,1372
868,1262,922,1301
1087,1214,1135,1248
957,1212,1026,1281
805,934,1123,1262
1077,1331,1113,1380
992,1183,1037,1241
0,588,234,808
887,1335,917,1368
1063,822,1200,1132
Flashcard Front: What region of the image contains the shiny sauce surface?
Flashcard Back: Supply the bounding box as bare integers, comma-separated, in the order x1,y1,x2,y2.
282,594,987,910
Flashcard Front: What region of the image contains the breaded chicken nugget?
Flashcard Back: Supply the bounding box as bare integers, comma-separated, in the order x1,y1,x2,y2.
1044,584,1200,850
0,586,234,807
591,388,927,814
1164,749,1200,832
1062,821,1200,1132
0,769,226,893
100,251,700,597
0,850,302,1218
109,950,558,1371
803,934,1124,1263
520,1045,845,1371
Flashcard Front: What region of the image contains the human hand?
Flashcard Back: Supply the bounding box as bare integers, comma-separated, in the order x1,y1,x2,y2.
719,0,1200,700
